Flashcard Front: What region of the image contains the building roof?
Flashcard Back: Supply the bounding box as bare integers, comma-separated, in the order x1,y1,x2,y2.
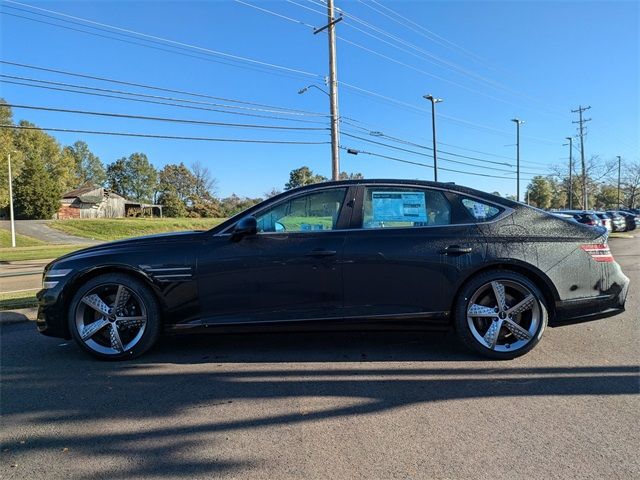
62,186,99,199
61,186,124,201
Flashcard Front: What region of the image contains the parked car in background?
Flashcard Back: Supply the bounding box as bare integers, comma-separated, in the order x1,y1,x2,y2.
37,180,629,361
550,212,579,223
555,210,602,228
605,211,628,232
614,211,639,231
594,212,613,232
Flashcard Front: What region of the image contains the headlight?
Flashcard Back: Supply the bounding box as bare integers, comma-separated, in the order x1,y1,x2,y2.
42,268,72,289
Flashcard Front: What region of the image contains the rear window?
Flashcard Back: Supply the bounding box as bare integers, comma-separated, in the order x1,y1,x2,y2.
362,187,451,229
461,198,501,221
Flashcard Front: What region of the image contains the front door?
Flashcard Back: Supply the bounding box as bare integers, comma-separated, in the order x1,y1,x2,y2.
197,187,352,324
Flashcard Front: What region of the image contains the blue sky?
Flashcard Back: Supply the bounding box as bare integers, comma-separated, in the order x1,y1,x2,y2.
1,0,638,198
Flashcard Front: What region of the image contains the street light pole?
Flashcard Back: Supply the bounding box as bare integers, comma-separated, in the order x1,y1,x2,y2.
7,152,16,248
617,155,622,209
511,118,524,202
564,137,573,209
423,94,442,182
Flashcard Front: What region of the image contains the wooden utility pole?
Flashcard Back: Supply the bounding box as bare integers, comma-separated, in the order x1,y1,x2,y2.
564,137,573,209
572,105,591,210
617,155,622,209
314,0,342,181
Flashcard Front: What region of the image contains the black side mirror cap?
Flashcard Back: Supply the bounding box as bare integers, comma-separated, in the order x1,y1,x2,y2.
231,215,258,241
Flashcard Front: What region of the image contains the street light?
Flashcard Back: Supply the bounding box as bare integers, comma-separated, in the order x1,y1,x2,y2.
298,85,329,96
423,94,443,182
7,150,17,248
511,118,525,202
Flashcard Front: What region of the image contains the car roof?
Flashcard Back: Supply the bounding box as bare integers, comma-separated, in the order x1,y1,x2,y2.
286,179,516,206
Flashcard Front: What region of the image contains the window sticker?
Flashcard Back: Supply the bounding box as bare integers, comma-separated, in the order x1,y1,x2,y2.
371,191,427,223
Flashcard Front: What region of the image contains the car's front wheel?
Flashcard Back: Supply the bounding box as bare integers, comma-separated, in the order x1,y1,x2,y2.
454,270,548,359
68,273,161,360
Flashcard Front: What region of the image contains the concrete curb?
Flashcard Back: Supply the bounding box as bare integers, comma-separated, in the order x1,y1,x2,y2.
0,307,37,325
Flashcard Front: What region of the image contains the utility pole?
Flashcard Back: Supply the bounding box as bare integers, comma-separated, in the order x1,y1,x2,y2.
511,118,524,202
423,94,443,182
564,137,573,209
314,0,342,181
7,152,16,248
572,105,591,210
617,155,622,209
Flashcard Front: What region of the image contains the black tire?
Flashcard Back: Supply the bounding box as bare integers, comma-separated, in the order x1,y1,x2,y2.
454,270,548,360
68,273,161,360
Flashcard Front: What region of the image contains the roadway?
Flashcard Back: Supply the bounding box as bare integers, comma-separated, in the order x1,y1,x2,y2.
1,237,638,479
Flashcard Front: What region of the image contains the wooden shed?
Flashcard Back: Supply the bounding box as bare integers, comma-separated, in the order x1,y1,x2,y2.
57,186,127,219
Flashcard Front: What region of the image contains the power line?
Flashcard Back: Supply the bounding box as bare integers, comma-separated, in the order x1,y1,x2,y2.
1,124,330,144
341,146,526,179
1,79,329,125
0,73,327,117
0,60,326,115
234,0,317,28
3,1,322,78
4,103,330,131
342,132,548,175
0,11,318,84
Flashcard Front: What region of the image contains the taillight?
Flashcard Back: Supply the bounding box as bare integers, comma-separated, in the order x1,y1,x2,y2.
581,244,614,263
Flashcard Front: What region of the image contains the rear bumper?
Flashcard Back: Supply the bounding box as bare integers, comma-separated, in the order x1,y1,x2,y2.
551,275,630,327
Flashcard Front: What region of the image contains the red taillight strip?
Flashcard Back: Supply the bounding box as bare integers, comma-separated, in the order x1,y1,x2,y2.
581,244,614,263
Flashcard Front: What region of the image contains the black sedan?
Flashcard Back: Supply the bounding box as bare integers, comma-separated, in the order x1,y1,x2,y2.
37,180,630,360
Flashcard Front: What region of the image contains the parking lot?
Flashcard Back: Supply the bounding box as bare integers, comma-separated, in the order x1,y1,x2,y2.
1,236,638,480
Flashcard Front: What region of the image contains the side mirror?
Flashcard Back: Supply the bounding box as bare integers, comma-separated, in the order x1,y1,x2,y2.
231,215,257,241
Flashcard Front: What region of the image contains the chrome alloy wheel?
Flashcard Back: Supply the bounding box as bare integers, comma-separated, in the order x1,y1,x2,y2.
74,283,147,355
466,280,541,352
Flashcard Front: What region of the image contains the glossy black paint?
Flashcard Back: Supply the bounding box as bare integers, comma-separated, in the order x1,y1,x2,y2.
36,180,630,340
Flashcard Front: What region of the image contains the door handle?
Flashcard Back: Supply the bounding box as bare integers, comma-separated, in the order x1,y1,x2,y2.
440,245,473,255
305,249,337,257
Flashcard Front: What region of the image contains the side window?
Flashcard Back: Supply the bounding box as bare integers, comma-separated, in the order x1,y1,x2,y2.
362,187,451,229
255,188,347,233
461,198,501,221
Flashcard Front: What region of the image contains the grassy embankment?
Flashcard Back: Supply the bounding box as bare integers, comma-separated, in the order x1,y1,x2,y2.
49,217,226,241
0,290,38,310
0,229,80,262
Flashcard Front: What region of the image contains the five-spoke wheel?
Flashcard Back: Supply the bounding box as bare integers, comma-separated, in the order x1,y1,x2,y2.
455,271,547,359
68,273,160,359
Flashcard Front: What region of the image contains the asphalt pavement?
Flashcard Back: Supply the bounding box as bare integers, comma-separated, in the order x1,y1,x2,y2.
1,238,638,480
0,220,97,245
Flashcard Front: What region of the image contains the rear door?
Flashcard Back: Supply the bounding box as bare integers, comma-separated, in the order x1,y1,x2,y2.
341,184,487,319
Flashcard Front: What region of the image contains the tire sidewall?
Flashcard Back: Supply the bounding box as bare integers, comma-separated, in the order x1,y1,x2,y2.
454,270,548,360
68,273,161,360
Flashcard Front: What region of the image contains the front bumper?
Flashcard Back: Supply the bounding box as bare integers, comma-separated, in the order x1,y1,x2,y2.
36,287,71,339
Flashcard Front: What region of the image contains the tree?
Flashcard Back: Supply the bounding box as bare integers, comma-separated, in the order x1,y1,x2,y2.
157,163,197,204
338,171,364,180
191,161,217,199
0,99,20,213
219,194,262,217
64,141,106,187
13,154,62,219
594,184,619,210
620,160,640,209
106,153,157,202
284,166,327,190
264,188,282,198
159,190,188,217
525,176,553,209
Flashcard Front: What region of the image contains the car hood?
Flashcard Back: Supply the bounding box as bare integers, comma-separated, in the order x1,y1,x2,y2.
52,230,206,264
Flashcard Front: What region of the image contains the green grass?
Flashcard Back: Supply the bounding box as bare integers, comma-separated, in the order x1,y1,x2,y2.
0,229,45,248
0,290,38,310
610,232,635,239
50,218,226,241
0,245,81,262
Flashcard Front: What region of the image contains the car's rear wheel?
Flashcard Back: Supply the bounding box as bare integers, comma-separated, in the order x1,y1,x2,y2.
454,270,548,359
68,273,160,360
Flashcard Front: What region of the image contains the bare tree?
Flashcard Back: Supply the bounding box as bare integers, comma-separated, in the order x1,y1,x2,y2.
191,161,218,199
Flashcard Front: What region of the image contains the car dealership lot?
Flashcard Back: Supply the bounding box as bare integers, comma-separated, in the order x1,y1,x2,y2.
1,237,638,479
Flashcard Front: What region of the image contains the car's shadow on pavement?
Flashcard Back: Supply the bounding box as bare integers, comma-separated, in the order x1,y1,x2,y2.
2,324,639,479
